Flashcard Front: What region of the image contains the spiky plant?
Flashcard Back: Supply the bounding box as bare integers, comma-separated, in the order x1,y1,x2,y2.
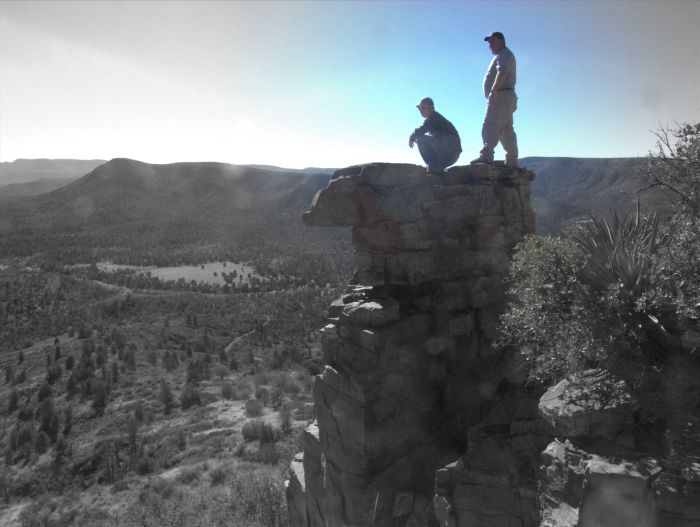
574,206,678,367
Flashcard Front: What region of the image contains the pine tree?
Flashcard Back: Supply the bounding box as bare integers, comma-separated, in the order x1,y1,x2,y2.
160,379,174,415
63,405,73,435
7,388,19,414
92,379,108,415
37,382,52,402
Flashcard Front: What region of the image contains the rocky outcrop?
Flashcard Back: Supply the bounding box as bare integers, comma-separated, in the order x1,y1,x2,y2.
290,162,536,526
537,369,700,527
289,161,700,527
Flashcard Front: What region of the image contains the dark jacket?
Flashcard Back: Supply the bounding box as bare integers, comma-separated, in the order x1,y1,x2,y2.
413,111,462,152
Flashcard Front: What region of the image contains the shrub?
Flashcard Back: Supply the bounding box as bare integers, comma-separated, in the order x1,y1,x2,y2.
234,379,252,400
242,420,280,443
92,378,108,415
253,371,268,389
221,382,234,400
180,384,202,410
34,431,50,455
279,404,292,434
501,203,697,389
255,386,270,405
8,388,18,414
160,379,174,415
236,466,288,525
176,465,202,485
294,404,315,421
37,382,52,402
646,122,700,215
175,428,187,451
209,465,227,486
134,399,144,423
135,455,155,475
63,405,73,435
251,442,280,464
242,420,263,441
245,398,263,417
278,372,301,397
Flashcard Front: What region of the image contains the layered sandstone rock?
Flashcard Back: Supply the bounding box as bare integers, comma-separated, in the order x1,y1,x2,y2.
537,370,700,527
290,162,536,526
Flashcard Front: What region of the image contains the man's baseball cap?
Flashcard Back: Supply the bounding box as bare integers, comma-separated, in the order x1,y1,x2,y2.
416,97,434,108
484,31,505,41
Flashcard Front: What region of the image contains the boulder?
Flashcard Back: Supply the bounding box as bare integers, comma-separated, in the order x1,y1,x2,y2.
538,369,638,442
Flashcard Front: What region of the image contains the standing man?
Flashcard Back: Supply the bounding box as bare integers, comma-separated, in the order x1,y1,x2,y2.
409,97,462,174
471,31,519,168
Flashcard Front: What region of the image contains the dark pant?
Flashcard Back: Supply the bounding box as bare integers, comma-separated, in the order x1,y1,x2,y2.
416,135,461,171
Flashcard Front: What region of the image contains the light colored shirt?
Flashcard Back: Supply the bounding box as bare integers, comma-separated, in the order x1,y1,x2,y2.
482,45,516,97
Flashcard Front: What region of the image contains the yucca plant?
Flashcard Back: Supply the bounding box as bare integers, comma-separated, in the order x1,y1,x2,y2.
573,206,678,368
500,207,682,385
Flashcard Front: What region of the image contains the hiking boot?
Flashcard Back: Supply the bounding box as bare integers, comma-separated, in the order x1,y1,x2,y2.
470,156,493,165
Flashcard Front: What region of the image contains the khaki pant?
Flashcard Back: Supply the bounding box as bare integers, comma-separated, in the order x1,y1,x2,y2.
479,90,518,166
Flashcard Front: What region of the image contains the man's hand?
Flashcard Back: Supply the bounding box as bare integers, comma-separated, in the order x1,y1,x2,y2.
409,134,415,148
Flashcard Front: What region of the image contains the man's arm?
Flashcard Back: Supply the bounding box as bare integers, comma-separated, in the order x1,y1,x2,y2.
490,70,505,95
410,115,432,147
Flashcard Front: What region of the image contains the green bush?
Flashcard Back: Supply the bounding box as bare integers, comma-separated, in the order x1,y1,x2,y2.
255,386,270,405
176,465,202,485
180,384,202,410
501,209,694,387
120,466,288,526
248,442,280,465
279,404,292,434
135,455,155,475
209,464,227,486
221,382,235,400
501,123,700,390
245,398,263,417
242,420,280,443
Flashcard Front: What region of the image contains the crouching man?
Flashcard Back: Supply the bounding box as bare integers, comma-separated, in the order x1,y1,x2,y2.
409,97,462,174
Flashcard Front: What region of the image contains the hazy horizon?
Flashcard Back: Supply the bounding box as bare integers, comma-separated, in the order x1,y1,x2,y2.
1,0,698,168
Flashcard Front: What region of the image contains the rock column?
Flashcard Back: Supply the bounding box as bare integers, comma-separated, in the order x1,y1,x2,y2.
288,162,535,526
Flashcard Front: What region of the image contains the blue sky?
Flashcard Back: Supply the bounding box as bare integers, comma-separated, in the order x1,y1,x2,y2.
0,0,698,168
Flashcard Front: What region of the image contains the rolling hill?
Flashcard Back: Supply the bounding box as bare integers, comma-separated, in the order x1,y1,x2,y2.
0,158,105,186
520,156,670,232
0,177,79,200
0,156,673,270
0,158,352,285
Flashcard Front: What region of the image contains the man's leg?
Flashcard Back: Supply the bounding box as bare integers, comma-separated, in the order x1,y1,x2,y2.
416,135,441,171
477,97,504,162
500,93,518,167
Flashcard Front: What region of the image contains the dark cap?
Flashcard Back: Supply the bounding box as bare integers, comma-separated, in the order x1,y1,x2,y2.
416,97,434,108
484,31,505,41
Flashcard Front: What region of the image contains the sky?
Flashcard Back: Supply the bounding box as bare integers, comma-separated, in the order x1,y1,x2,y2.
0,0,698,169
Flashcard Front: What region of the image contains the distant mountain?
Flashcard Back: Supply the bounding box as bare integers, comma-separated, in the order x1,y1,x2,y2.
0,177,79,200
244,164,336,175
20,158,330,225
0,156,674,266
0,158,106,186
0,158,350,283
521,156,670,232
